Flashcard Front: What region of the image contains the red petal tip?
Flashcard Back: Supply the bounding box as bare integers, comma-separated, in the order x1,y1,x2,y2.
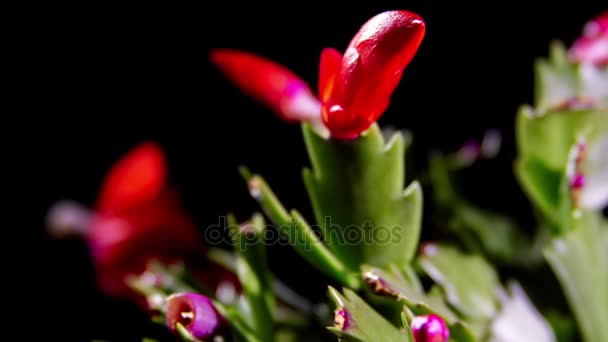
210,49,319,122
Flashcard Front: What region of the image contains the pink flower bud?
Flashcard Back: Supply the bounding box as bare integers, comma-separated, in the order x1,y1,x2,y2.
410,314,450,342
166,293,224,340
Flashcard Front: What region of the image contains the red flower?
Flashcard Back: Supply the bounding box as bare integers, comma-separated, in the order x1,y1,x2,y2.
88,142,203,297
319,11,425,138
48,142,235,299
570,12,608,66
211,10,425,139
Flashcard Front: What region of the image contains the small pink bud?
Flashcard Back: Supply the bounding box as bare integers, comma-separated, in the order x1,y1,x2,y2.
570,173,586,189
363,271,399,298
411,314,450,342
166,293,223,340
334,308,351,330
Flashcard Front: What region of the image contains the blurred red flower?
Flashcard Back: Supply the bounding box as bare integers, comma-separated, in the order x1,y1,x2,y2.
49,142,236,299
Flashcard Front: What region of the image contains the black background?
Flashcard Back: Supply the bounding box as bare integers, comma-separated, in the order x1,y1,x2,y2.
31,1,605,340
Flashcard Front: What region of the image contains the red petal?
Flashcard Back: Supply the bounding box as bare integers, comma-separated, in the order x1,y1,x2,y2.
322,10,425,138
96,141,166,213
210,49,319,122
342,10,425,112
318,47,343,102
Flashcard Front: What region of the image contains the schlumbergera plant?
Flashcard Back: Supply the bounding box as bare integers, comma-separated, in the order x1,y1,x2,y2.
47,10,608,342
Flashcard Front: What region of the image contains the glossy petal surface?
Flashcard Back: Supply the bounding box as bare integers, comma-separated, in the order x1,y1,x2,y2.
321,10,425,138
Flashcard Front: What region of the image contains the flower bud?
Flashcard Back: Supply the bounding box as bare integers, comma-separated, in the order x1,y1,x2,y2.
166,293,224,340
334,308,351,330
320,10,425,138
410,314,450,342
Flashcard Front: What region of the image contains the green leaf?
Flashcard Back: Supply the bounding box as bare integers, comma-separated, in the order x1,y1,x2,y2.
228,214,274,342
214,302,263,342
207,248,237,274
327,287,411,342
449,322,477,342
363,264,479,341
514,157,571,233
489,282,556,342
515,110,607,231
302,123,423,269
362,265,458,323
516,107,607,171
208,247,324,319
240,169,360,288
544,211,608,342
418,245,500,324
400,311,412,334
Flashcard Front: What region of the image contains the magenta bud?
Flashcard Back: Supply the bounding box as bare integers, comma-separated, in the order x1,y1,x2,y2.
570,173,586,189
410,314,450,342
166,293,223,340
363,271,398,298
334,308,351,330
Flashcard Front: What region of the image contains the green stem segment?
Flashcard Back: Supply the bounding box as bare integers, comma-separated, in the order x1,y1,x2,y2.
228,213,274,342
240,168,360,289
517,43,608,342
302,123,422,269
544,212,608,342
240,123,422,286
213,302,263,342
